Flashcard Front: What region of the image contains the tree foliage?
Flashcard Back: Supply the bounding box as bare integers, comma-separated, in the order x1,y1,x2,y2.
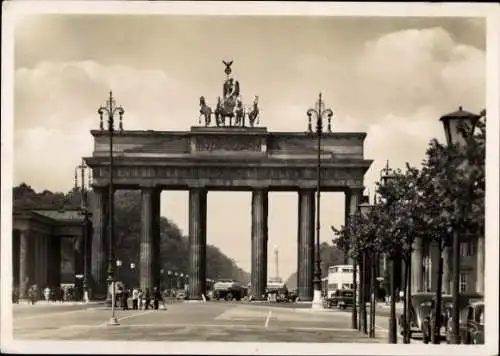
13,184,250,284
333,112,485,262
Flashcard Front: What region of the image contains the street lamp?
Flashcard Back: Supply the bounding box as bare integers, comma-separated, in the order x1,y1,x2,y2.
116,259,122,283
180,273,184,289
439,106,481,345
306,93,334,310
76,158,92,303
358,201,375,338
174,272,179,289
130,263,136,287
160,269,165,290
98,90,124,326
168,270,172,294
380,160,398,344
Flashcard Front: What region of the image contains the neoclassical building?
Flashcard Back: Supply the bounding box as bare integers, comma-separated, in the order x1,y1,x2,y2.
12,209,89,298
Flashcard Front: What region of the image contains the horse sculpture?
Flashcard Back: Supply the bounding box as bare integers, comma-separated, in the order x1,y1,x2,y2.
248,96,259,127
214,97,224,127
234,98,245,127
199,96,212,127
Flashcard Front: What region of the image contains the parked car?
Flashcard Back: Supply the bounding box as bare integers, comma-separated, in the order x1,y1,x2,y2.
446,300,484,344
401,292,483,343
327,289,354,309
175,289,187,300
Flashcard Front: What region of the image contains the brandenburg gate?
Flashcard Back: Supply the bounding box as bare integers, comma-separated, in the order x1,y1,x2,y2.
85,62,372,301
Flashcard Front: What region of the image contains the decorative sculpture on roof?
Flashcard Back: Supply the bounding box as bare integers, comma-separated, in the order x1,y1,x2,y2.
198,60,260,128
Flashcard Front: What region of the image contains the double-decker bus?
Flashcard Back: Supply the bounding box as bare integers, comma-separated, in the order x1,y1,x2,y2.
325,265,359,299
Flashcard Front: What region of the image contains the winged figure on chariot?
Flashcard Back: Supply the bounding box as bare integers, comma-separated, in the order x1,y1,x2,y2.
199,60,260,128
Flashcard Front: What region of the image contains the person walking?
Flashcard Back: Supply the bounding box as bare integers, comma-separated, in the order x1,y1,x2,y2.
121,287,129,310
44,287,50,302
132,288,139,310
153,286,162,310
138,289,144,310
144,288,151,310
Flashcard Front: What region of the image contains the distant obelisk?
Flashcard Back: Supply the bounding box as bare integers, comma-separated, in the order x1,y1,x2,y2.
274,245,279,280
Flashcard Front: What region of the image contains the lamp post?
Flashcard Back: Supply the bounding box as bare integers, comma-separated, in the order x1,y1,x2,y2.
167,270,172,295
98,90,124,326
306,93,334,310
130,263,136,287
380,160,397,343
358,202,375,338
439,106,480,345
76,158,92,303
174,272,179,289
160,269,165,291
116,259,122,283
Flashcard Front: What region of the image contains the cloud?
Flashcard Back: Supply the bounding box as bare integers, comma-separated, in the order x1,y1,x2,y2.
350,27,485,122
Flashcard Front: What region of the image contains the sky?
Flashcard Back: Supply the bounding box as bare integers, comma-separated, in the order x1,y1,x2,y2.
11,13,486,282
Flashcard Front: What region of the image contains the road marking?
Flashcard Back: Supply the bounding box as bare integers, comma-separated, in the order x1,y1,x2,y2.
264,311,272,328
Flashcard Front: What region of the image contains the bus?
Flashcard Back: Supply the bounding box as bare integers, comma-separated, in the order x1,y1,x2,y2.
326,265,359,299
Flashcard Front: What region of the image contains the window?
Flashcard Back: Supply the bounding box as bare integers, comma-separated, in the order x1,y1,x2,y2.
459,272,469,293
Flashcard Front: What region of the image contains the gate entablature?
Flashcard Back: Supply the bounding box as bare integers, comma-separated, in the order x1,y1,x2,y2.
85,127,371,191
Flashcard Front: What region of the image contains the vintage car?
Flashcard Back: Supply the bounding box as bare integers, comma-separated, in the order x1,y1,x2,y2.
327,289,355,309
175,289,187,300
446,300,484,344
401,292,483,343
213,279,244,301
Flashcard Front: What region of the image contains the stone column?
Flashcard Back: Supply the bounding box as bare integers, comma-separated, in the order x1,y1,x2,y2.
12,230,21,290
152,189,161,288
34,233,49,289
188,188,207,300
346,188,363,264
251,189,268,300
476,236,485,294
297,189,315,301
411,237,424,294
343,193,351,265
90,187,108,297
19,230,31,299
140,187,161,293
443,246,451,294
429,241,440,293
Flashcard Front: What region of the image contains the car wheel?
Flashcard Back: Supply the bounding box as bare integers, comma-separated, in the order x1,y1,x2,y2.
226,292,233,301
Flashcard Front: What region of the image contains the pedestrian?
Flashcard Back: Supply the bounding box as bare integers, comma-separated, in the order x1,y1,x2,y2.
144,289,151,310
137,289,144,310
132,287,139,310
29,284,38,305
153,286,162,310
121,288,129,310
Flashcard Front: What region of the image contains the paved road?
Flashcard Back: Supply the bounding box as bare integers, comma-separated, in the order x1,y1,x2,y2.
13,301,391,343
